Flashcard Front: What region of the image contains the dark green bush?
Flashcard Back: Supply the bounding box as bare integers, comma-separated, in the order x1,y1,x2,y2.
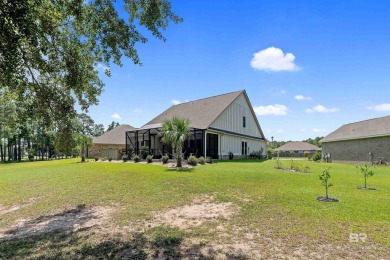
187,155,198,166
311,152,322,162
146,155,153,163
133,155,140,163
250,150,263,159
198,156,206,165
161,154,169,164
140,145,149,159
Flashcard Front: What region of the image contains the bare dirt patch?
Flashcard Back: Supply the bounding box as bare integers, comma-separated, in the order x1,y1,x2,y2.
0,197,40,215
146,195,238,230
0,204,113,240
179,227,387,259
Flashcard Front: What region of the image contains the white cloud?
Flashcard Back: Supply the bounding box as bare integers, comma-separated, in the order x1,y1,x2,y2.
281,89,286,94
250,47,300,72
312,128,326,132
277,129,284,133
301,128,306,132
254,104,288,116
132,108,143,113
366,103,390,111
111,113,121,120
172,99,189,105
95,63,109,71
305,105,339,113
295,94,312,101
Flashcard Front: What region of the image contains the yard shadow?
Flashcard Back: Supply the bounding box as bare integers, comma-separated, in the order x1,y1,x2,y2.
0,226,250,259
0,204,108,241
165,167,194,173
216,158,268,164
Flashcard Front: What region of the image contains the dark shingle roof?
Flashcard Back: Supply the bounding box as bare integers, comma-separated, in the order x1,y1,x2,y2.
93,124,136,145
144,90,244,129
274,141,321,151
321,115,390,143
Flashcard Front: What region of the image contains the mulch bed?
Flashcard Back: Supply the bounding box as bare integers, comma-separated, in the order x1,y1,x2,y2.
166,163,193,171
275,167,310,174
316,196,339,202
356,186,376,190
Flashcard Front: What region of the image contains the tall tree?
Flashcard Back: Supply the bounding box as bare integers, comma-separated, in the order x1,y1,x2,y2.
73,113,95,162
92,124,105,137
107,121,120,132
0,0,182,132
303,136,324,147
160,117,190,168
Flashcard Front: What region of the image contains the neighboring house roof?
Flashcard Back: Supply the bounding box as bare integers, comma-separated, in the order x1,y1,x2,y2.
93,124,136,145
274,141,322,152
321,115,390,143
144,90,244,129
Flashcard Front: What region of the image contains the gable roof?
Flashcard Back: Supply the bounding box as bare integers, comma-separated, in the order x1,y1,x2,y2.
321,115,390,143
143,90,244,129
274,141,321,151
93,124,136,145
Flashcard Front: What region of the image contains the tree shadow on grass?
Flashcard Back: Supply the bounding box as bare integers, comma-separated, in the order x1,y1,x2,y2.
0,229,149,259
216,158,268,164
0,224,249,259
165,167,194,173
1,204,105,240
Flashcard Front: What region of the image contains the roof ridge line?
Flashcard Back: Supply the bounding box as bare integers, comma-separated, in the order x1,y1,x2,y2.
172,90,244,106
342,115,390,126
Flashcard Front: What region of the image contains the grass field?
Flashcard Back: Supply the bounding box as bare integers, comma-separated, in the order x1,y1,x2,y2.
0,159,389,259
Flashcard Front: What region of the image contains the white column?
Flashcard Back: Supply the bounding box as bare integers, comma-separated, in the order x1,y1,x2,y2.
204,131,207,157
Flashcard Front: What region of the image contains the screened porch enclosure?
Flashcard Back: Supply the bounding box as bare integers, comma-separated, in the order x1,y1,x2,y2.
125,126,205,159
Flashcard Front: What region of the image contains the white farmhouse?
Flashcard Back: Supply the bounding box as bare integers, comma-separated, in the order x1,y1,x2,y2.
125,90,266,159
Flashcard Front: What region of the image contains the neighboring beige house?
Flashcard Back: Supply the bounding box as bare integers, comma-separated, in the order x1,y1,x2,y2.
274,141,321,157
126,90,267,159
90,124,136,160
321,115,390,163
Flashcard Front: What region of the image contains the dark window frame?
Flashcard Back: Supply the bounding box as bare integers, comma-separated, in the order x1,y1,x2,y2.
241,141,248,155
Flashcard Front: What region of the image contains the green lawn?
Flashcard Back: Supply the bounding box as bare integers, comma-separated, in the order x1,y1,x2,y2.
0,159,389,258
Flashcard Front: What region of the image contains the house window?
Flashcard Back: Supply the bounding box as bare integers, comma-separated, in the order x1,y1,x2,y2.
241,141,247,155
243,116,246,128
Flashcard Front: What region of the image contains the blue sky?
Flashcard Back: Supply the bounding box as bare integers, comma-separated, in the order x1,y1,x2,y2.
88,0,390,141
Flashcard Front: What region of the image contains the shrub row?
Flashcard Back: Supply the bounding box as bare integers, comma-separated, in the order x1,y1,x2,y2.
187,155,212,166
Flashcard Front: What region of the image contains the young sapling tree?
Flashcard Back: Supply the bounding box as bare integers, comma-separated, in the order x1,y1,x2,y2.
357,164,376,190
317,168,338,202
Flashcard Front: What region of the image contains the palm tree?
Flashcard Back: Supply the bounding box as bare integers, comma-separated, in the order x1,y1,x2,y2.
160,117,191,168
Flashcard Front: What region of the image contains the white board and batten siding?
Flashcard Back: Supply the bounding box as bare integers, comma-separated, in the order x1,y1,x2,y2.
218,135,264,156
209,93,266,156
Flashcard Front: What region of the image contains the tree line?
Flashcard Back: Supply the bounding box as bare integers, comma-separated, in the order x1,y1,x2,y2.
0,0,180,162
0,92,120,163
